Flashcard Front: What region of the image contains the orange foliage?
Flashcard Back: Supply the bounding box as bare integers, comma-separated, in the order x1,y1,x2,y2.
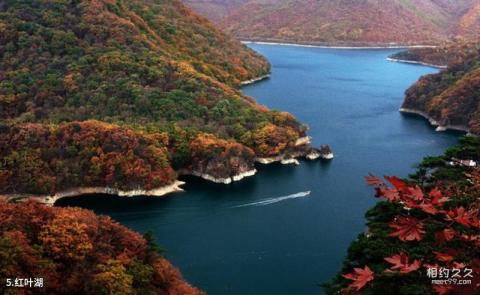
0,121,175,195
191,133,254,157
187,0,480,45
251,124,298,157
0,200,204,294
403,43,480,134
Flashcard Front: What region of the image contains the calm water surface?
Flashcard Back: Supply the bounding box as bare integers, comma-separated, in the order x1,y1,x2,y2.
58,45,461,295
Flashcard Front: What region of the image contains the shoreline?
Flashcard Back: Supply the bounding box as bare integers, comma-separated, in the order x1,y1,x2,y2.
1,137,330,205
387,57,447,69
399,108,470,133
0,181,186,206
1,149,313,204
240,74,270,86
242,40,438,50
183,169,257,184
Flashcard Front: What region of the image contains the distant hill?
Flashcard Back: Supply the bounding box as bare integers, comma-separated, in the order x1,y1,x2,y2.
183,0,247,23
456,2,480,38
401,43,480,134
389,39,480,67
184,0,480,45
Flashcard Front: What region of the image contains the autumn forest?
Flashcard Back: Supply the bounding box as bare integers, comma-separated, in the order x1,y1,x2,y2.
0,0,307,196
1,0,480,294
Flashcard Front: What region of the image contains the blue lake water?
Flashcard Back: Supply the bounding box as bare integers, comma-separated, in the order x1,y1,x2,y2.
58,44,461,295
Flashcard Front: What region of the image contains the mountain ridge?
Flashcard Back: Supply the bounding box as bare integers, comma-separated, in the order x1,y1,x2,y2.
184,0,480,45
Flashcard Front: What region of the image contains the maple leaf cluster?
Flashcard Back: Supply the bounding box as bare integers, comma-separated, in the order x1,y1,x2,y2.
339,175,480,293
368,175,480,239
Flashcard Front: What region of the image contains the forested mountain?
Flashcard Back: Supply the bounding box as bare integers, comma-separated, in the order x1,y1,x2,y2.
0,0,311,196
0,200,204,294
0,0,312,292
456,2,480,39
401,43,480,134
184,0,480,45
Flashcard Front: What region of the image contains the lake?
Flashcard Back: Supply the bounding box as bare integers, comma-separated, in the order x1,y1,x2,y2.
58,44,461,295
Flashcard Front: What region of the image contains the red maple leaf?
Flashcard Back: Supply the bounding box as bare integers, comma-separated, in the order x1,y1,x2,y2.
445,207,473,227
406,186,424,201
429,188,443,199
384,176,407,192
384,252,421,273
460,234,480,246
435,228,456,244
442,228,456,241
342,266,375,291
365,175,383,186
470,214,480,229
418,202,439,215
401,198,418,209
388,216,425,241
432,285,454,295
429,188,450,207
376,187,400,202
433,251,455,262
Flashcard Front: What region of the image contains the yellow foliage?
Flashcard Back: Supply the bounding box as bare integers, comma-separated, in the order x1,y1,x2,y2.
0,94,17,103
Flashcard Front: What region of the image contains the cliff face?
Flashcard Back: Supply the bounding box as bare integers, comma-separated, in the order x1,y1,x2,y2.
0,200,204,294
0,0,310,197
185,0,480,45
401,44,480,134
187,134,257,183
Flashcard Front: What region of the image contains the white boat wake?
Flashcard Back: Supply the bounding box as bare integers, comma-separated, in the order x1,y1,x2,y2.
231,191,311,208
